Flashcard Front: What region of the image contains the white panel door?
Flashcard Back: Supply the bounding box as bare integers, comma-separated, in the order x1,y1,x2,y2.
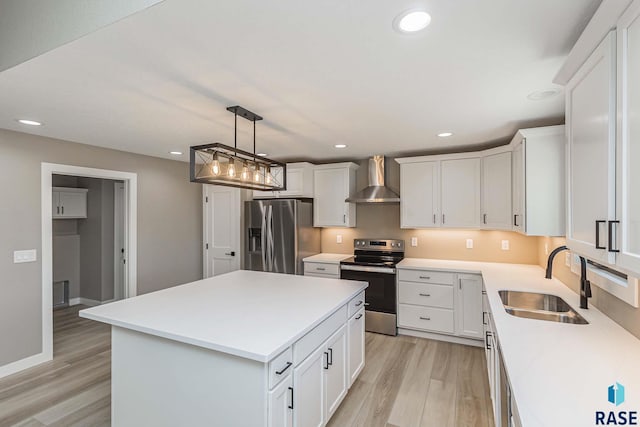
400,161,440,228
512,142,525,233
482,152,512,230
58,191,87,218
268,375,293,427
617,1,640,275
314,168,349,227
457,274,483,339
324,325,347,422
203,185,241,278
293,345,325,427
566,31,617,263
347,308,365,387
440,158,481,228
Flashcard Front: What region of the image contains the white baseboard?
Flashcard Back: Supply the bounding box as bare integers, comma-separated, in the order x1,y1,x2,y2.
398,328,484,348
0,352,51,380
69,297,101,307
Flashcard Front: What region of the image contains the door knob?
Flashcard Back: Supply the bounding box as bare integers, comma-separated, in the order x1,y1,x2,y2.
225,251,236,256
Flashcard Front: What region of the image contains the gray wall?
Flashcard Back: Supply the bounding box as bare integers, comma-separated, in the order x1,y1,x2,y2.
0,0,164,72
0,128,202,367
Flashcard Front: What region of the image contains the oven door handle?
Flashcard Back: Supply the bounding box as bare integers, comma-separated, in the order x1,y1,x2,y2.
340,264,396,274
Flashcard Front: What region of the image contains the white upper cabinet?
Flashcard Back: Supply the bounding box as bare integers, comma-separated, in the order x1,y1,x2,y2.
510,126,566,236
481,151,512,230
399,161,440,228
253,162,315,199
441,158,481,228
616,1,640,273
52,187,88,219
566,31,617,263
313,163,358,228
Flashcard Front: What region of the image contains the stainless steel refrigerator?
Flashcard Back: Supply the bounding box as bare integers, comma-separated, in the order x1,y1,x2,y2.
244,199,320,274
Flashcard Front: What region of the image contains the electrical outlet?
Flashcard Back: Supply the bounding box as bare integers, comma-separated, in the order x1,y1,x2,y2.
544,243,549,255
411,237,418,247
336,234,342,244
14,249,37,263
501,240,510,250
565,252,571,267
466,239,473,249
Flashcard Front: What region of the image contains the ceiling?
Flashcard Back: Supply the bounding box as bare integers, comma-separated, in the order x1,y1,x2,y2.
0,0,600,162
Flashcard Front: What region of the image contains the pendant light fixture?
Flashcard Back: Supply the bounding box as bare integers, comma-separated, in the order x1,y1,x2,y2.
190,106,286,190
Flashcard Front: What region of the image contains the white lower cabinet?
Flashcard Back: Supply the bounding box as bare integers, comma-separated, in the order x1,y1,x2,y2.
269,375,294,427
398,268,483,344
293,345,325,427
347,308,365,386
324,326,348,421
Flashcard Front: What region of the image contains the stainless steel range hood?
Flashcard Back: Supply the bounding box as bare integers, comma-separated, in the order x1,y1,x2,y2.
345,155,400,203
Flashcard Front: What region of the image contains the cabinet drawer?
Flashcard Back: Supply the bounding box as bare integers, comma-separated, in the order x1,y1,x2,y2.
294,304,347,364
398,269,455,285
304,262,340,276
268,346,293,389
398,282,454,309
398,304,454,334
348,291,365,318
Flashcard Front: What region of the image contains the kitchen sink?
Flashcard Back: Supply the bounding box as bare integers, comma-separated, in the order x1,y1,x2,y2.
498,290,588,325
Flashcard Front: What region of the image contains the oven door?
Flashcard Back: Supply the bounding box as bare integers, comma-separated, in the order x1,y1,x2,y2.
340,265,397,335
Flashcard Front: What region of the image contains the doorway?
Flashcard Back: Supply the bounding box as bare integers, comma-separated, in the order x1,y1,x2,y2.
41,163,137,365
202,185,241,278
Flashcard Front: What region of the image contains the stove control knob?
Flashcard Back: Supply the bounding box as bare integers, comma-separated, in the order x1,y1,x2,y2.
391,243,395,247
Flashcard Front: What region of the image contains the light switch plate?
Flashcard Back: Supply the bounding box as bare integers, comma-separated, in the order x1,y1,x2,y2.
336,234,343,244
544,243,549,255
565,252,571,267
501,240,510,250
466,239,473,249
411,237,418,247
14,249,37,263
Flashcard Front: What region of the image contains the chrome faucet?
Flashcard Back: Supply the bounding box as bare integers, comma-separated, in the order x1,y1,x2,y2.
545,245,592,309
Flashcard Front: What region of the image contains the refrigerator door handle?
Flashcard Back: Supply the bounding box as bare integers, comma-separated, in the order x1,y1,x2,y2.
261,207,267,270
268,205,275,271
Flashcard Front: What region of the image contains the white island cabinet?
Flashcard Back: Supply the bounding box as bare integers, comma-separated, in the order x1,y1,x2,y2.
80,270,367,427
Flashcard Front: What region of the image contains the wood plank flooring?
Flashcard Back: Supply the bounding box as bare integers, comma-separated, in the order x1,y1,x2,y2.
0,307,493,427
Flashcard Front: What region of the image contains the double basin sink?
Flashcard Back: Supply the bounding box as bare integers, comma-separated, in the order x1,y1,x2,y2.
498,290,588,325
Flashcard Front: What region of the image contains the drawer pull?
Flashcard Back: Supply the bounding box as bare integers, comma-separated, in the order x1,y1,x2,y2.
316,267,326,271
419,316,431,321
355,300,363,307
419,293,431,297
355,313,363,320
419,276,431,280
275,361,293,375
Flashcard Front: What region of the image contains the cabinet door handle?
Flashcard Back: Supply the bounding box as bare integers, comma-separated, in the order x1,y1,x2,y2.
513,214,519,227
442,214,445,224
56,206,60,215
61,206,64,215
419,293,431,297
459,278,462,289
433,214,436,224
483,213,487,224
485,331,492,350
595,220,606,250
419,316,431,321
355,300,363,306
324,352,329,370
288,387,294,410
343,214,346,224
355,313,363,320
482,312,488,325
608,220,620,253
328,348,333,366
275,361,292,375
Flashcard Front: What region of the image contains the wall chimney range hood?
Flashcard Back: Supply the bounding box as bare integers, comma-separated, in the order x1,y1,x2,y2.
345,155,400,203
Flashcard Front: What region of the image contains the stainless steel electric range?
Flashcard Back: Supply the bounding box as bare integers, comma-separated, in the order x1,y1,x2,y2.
340,239,404,336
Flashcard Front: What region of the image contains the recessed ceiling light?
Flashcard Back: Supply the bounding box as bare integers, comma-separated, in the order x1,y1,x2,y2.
257,153,268,157
17,119,42,126
437,132,454,137
334,144,348,149
394,10,432,33
169,151,183,155
527,89,560,100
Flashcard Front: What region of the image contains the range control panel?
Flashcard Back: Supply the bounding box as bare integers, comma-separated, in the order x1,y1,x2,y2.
354,239,404,251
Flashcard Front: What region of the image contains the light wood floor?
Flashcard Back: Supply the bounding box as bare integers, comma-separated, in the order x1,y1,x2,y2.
0,307,493,427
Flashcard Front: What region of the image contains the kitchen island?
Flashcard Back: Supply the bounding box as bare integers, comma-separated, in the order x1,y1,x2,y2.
80,270,367,427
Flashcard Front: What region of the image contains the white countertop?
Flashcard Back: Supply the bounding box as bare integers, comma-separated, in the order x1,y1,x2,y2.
79,270,367,363
397,258,640,427
302,253,352,263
